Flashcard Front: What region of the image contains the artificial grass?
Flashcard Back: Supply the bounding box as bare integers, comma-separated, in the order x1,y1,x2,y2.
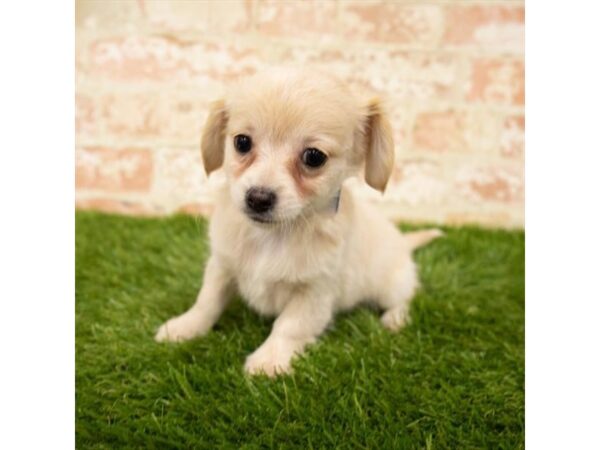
76,211,524,449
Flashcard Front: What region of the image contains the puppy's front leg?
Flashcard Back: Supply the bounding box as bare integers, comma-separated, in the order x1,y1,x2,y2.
155,256,232,342
245,292,333,377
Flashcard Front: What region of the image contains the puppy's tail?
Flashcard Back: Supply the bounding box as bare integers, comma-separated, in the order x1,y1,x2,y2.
404,229,444,251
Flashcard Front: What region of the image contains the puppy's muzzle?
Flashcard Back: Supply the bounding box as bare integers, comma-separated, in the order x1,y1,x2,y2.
245,187,277,216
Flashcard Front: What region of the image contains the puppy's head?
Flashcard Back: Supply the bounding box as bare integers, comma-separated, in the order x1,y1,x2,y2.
201,68,394,225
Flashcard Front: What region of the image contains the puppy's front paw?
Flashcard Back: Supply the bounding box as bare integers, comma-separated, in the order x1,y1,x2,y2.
155,311,206,343
381,306,410,332
244,340,298,377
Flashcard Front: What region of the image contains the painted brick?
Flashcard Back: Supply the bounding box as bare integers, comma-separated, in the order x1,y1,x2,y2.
178,202,215,216
465,109,503,154
256,0,338,38
141,0,251,35
76,147,153,192
210,0,253,33
86,36,195,82
202,43,261,81
92,92,207,145
444,4,524,52
141,0,212,34
501,115,525,158
340,2,443,45
152,148,209,207
75,197,153,216
281,47,461,101
468,59,525,105
456,165,524,203
444,211,515,228
388,107,411,152
412,109,502,154
413,110,468,153
75,92,210,145
102,93,167,139
83,36,261,83
378,51,460,101
384,56,455,101
386,159,448,206
76,0,143,31
75,93,96,135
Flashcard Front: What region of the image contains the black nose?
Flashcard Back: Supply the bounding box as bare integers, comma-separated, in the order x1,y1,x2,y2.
245,187,277,214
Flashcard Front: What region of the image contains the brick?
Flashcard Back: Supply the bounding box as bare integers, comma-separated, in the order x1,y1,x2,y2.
455,165,524,203
90,91,208,145
210,0,253,33
465,109,503,154
80,35,261,83
101,93,204,142
76,0,143,31
152,148,209,207
140,0,251,35
412,110,467,153
501,115,525,158
75,197,154,216
75,92,211,146
388,107,411,152
444,211,517,228
385,159,448,206
75,93,96,135
141,0,212,34
281,47,461,101
256,0,337,38
76,147,153,192
340,2,443,45
99,93,167,139
444,5,524,52
351,51,460,101
412,108,501,155
467,59,525,105
178,202,214,216
86,35,193,82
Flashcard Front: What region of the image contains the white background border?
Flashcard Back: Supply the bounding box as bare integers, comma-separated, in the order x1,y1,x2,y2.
527,0,600,448
0,2,74,449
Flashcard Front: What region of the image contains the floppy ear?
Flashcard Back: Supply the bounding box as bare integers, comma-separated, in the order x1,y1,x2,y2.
201,99,228,176
363,98,394,193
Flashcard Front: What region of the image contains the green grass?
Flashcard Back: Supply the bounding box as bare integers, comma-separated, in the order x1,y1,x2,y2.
76,211,524,449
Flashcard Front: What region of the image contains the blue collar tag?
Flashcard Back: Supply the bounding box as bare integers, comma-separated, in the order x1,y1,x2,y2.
331,189,341,213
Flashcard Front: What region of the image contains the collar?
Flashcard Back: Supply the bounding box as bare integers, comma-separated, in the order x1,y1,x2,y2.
330,189,341,213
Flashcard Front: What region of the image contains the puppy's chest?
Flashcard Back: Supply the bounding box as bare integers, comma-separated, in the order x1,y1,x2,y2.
230,234,341,316
236,275,301,316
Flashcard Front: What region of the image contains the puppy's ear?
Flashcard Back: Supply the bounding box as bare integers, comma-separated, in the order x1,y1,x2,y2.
362,98,394,193
201,99,228,175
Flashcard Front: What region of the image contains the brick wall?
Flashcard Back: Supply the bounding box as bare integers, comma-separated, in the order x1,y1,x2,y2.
75,0,524,228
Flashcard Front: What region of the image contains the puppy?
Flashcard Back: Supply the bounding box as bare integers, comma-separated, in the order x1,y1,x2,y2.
155,68,442,376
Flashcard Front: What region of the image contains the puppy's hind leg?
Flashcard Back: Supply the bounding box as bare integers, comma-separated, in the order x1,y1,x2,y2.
155,256,232,342
379,260,419,332
380,229,442,331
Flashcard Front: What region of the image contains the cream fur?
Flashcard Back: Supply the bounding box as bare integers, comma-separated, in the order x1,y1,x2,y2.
155,68,442,377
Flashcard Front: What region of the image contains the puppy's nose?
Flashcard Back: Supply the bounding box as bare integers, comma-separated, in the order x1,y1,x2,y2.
245,187,277,214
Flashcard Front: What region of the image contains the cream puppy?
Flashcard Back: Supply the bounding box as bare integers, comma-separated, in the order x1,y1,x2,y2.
155,68,441,376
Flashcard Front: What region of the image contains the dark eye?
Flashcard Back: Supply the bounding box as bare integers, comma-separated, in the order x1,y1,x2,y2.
234,134,252,154
301,148,327,168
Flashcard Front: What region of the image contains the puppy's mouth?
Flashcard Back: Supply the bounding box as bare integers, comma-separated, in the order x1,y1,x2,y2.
246,212,276,225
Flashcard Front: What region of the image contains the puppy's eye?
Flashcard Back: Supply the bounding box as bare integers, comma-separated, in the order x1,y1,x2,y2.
301,148,327,168
234,134,252,154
